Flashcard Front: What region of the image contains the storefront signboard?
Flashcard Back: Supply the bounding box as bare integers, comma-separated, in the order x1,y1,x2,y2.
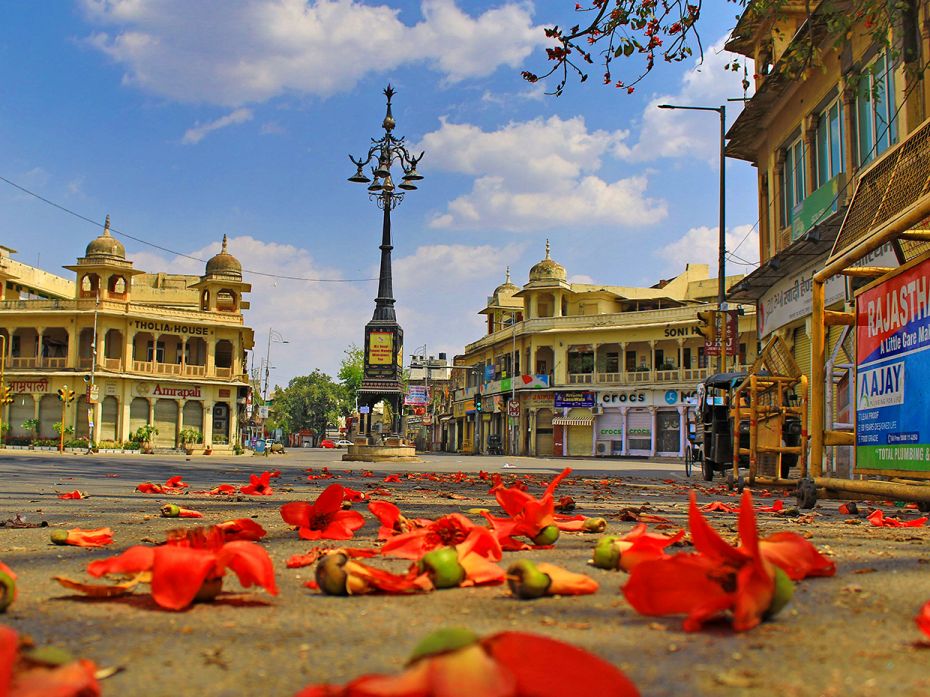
599,389,696,407
8,378,49,394
135,383,204,400
554,391,595,408
856,254,930,473
761,243,898,337
405,385,429,405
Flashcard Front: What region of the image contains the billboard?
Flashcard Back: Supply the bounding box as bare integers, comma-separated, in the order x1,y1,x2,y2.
856,255,930,472
554,391,596,408
368,331,393,365
404,385,429,406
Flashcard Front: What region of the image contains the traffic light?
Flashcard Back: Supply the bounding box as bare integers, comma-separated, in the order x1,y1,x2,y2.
0,384,11,405
696,310,717,342
57,387,75,403
474,392,483,412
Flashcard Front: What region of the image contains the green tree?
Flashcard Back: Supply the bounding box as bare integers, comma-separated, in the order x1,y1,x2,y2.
338,344,364,411
274,370,345,442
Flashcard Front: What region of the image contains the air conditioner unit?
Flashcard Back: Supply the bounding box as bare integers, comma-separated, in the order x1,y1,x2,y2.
595,440,610,456
591,406,604,415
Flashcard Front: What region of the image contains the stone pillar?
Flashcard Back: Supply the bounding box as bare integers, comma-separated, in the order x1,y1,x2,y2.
620,407,629,456
119,394,131,443
203,400,214,446
207,341,216,376
677,338,685,381
803,112,817,197
553,345,567,386
147,399,155,428
841,74,858,174
180,339,187,375
648,340,656,381
677,405,688,457
176,399,184,447
124,331,134,372
95,329,105,371
91,400,102,447
649,406,657,456
36,327,45,367
66,327,78,370
773,149,786,237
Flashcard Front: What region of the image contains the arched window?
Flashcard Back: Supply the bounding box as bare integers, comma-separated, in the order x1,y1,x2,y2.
108,275,127,297
80,274,100,298
201,290,211,311
216,289,238,312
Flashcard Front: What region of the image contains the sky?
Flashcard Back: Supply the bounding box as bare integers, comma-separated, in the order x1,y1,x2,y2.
0,0,761,386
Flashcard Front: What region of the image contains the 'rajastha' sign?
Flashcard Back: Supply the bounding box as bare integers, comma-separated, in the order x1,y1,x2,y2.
856,254,930,472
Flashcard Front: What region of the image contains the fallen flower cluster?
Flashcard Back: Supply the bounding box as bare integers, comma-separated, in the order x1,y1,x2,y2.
0,625,101,697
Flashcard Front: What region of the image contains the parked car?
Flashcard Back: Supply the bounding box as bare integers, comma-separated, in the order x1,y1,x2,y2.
334,439,353,448
320,439,335,449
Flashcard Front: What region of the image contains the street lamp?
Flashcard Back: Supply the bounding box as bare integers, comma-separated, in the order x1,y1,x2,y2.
347,84,424,438
657,103,727,373
262,328,288,402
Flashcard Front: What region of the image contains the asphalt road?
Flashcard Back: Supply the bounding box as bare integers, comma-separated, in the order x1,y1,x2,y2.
1,448,929,696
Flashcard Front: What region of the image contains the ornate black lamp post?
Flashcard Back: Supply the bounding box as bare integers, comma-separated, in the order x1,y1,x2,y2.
348,85,424,439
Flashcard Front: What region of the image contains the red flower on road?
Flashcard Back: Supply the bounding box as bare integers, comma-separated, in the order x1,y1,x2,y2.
0,625,101,697
483,468,572,550
280,484,365,540
0,561,16,612
867,510,928,528
72,525,278,611
381,513,477,560
759,532,836,580
623,490,789,632
916,600,930,639
240,471,274,496
50,528,114,548
57,490,87,500
293,628,639,696
216,519,267,542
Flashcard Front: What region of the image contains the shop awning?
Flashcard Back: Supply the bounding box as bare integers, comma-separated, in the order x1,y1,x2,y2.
552,417,593,426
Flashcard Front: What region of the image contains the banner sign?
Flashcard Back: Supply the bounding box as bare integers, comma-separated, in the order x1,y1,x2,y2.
704,311,739,357
856,255,930,472
404,385,429,406
554,391,596,408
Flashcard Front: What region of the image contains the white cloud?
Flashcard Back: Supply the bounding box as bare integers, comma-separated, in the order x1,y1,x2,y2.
418,115,666,230
181,108,253,144
81,0,544,105
655,223,759,277
126,235,372,381
393,242,527,362
631,36,754,162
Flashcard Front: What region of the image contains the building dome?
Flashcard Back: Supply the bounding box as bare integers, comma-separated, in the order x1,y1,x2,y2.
493,267,519,296
85,215,125,260
528,240,566,282
205,235,242,278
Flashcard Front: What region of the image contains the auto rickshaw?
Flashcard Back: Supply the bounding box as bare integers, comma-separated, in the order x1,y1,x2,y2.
696,371,803,486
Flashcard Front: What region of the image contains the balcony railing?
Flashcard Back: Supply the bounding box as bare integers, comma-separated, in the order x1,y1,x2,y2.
0,298,244,324
567,373,594,384
3,354,241,381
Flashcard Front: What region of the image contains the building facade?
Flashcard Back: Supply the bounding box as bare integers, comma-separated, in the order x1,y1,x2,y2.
0,223,253,450
452,245,757,457
724,1,923,378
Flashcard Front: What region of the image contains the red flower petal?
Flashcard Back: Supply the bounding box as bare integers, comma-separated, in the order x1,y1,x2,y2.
689,492,745,563
280,502,311,528
1,624,16,691
319,510,365,540
316,484,347,514
9,658,101,697
65,528,114,548
760,532,836,580
57,490,86,500
916,600,930,639
217,541,278,596
87,546,155,578
209,484,237,496
482,631,639,696
135,482,164,494
215,519,267,542
149,546,217,610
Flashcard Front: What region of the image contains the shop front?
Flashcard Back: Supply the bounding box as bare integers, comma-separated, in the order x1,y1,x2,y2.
552,391,596,457
594,388,696,457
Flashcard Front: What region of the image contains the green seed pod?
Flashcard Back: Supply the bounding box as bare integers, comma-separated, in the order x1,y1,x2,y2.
507,559,552,599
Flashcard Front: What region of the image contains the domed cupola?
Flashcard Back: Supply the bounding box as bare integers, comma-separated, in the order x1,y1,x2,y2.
493,266,519,298
528,239,566,282
204,235,242,280
85,215,126,261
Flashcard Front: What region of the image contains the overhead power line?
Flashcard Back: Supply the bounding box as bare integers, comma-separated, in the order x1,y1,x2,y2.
0,174,378,283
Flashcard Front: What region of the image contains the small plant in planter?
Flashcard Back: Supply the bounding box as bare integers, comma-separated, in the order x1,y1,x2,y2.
179,427,202,455
133,424,159,454
21,418,39,448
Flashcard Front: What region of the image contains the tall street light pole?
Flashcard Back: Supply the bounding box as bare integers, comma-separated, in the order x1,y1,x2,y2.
347,85,424,439
657,103,727,373
262,328,288,403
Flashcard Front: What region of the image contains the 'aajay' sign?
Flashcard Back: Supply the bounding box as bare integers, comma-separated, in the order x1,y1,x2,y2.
856,255,930,472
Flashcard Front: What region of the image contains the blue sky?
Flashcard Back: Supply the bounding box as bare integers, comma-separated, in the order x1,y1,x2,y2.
0,0,760,385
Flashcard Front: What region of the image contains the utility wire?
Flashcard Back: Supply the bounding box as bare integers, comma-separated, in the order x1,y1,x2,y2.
0,174,379,284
